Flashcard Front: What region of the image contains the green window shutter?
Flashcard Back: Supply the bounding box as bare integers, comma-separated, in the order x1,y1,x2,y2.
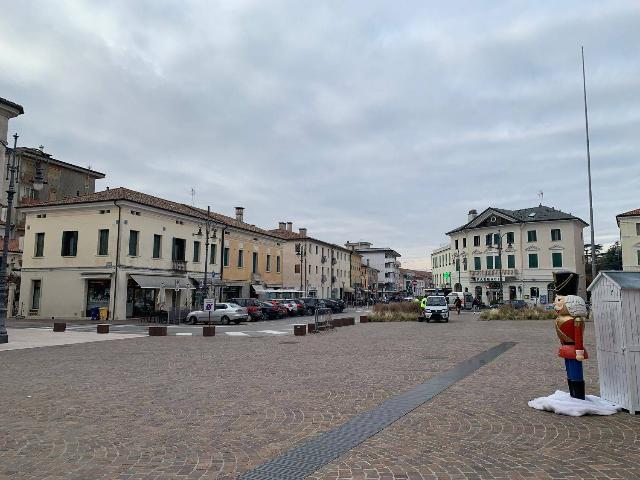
552,252,563,268
507,255,515,269
529,253,538,268
494,256,501,269
210,244,217,264
486,256,494,269
474,257,481,270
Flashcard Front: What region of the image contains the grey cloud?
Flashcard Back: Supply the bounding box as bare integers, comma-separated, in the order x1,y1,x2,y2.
1,0,638,270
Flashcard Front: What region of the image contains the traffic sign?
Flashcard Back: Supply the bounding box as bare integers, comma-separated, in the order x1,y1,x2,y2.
412,280,417,286
204,298,216,311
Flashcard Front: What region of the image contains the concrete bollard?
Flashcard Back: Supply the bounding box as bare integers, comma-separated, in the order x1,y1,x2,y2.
149,325,168,336
294,324,306,336
53,322,66,332
97,324,110,334
203,325,216,337
308,323,316,333
360,315,369,323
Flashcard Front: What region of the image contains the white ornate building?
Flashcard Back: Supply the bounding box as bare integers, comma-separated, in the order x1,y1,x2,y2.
433,205,587,304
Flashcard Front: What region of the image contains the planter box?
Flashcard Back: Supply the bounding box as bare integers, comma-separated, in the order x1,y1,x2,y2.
97,324,110,334
203,325,216,337
53,322,66,332
308,323,316,333
360,316,369,323
294,324,306,336
149,325,168,337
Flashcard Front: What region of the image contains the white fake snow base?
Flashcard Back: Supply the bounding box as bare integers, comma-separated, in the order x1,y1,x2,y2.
528,390,622,416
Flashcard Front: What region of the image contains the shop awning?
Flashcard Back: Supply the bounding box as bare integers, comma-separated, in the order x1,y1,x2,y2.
251,284,267,293
343,287,355,293
130,275,194,290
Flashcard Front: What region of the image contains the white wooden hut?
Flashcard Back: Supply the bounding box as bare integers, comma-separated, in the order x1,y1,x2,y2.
588,271,640,414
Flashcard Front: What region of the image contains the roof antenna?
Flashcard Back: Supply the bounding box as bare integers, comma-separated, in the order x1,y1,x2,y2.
538,191,543,205
190,188,196,206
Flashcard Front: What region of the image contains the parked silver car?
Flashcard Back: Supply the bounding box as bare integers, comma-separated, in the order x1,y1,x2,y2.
186,302,248,325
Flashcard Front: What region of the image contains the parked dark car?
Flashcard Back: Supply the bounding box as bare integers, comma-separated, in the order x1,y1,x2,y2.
259,301,282,319
300,297,321,315
229,298,263,321
267,300,289,318
289,299,306,316
321,299,343,313
335,299,346,310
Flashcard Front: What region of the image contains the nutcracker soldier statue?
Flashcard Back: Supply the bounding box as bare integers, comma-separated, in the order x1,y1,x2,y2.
553,271,588,400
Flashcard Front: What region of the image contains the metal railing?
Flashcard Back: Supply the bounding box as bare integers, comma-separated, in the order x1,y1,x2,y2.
172,260,187,272
314,307,332,332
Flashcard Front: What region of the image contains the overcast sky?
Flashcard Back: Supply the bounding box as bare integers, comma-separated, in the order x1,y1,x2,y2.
2,1,639,269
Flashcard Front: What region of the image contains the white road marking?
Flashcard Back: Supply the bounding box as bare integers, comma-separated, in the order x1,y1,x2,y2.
225,332,249,336
257,330,289,335
175,332,193,336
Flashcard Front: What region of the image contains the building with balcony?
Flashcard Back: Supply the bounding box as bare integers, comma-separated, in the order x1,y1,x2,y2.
1,147,105,236
19,188,283,320
437,205,587,304
617,208,640,272
270,222,352,299
345,242,401,297
431,244,452,289
400,268,432,296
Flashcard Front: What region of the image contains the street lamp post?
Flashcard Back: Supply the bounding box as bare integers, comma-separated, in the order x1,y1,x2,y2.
193,206,217,303
495,229,511,303
451,251,466,292
0,135,46,343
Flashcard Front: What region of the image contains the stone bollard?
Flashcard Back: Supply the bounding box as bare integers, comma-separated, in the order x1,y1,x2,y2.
203,325,216,337
97,324,110,334
308,323,316,333
53,322,66,332
149,325,168,336
360,315,369,323
294,324,306,336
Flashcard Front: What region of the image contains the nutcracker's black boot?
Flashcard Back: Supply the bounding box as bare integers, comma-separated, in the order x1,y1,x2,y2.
573,381,586,400
567,379,576,397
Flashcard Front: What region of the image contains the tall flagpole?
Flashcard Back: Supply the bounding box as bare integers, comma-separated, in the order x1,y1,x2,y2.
581,46,596,283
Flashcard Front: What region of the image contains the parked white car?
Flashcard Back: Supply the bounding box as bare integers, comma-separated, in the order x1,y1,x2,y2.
186,302,248,325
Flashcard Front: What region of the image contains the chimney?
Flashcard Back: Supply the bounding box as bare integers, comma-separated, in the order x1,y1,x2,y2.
278,221,286,230
299,227,307,237
235,207,244,222
286,222,293,232
468,209,478,222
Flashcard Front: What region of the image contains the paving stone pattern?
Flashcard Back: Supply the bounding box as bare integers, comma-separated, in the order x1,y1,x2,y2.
1,316,640,479
240,343,515,480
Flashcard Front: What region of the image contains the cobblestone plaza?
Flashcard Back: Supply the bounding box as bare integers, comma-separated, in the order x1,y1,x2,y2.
2,315,639,479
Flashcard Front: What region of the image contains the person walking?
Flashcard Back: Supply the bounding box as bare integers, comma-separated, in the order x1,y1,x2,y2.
454,296,462,315
472,297,480,314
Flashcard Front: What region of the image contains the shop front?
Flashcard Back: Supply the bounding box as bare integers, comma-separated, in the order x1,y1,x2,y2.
86,278,111,317
127,274,194,319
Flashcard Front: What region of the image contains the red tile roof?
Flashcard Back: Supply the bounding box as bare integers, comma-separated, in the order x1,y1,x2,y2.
269,228,350,252
617,208,640,218
0,238,21,253
20,187,281,239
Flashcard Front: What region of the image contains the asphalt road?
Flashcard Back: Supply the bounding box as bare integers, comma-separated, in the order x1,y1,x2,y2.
13,308,372,338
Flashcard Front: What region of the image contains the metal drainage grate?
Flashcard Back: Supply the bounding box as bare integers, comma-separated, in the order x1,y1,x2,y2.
239,342,515,480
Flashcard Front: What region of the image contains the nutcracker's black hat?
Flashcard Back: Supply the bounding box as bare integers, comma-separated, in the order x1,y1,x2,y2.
553,271,579,296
